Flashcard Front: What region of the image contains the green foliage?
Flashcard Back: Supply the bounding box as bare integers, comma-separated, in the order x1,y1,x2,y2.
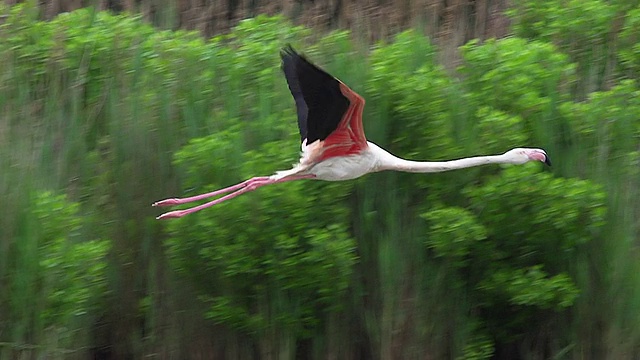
367,29,439,101
459,37,574,169
478,265,579,310
465,167,606,267
224,14,309,47
33,191,111,329
420,167,606,346
457,332,495,360
474,107,528,154
367,31,457,158
460,38,574,119
421,207,487,267
507,0,639,93
619,8,640,78
508,0,617,49
560,79,640,176
0,189,113,355
1,4,640,359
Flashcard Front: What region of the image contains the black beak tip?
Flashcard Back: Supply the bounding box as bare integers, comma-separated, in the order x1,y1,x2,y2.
544,156,552,166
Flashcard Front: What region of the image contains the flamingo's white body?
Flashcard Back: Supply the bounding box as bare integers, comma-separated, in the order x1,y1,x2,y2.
154,47,550,219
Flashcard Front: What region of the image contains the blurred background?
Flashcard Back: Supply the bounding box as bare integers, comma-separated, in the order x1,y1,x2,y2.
0,0,639,359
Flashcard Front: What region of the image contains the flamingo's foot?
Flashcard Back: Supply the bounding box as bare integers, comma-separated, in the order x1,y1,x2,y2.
152,198,182,207
156,210,187,220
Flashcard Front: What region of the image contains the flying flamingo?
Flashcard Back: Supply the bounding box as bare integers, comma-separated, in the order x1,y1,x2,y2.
153,46,550,219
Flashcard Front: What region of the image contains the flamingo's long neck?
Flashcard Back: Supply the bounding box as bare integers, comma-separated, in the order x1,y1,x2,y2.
368,142,510,173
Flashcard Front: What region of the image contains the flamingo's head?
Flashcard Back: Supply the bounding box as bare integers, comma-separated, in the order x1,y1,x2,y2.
503,148,551,166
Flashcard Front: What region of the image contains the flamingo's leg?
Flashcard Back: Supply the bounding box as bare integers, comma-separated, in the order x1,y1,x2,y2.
152,176,271,207
155,174,315,220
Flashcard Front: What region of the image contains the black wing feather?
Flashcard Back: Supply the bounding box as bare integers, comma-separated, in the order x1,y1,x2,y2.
281,46,350,144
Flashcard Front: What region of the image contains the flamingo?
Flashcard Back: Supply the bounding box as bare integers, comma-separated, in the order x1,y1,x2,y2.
153,46,550,220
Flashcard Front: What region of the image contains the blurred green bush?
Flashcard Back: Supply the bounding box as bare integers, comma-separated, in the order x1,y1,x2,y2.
0,3,638,359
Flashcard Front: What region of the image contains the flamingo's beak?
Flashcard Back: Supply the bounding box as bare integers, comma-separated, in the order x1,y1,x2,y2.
544,155,552,166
